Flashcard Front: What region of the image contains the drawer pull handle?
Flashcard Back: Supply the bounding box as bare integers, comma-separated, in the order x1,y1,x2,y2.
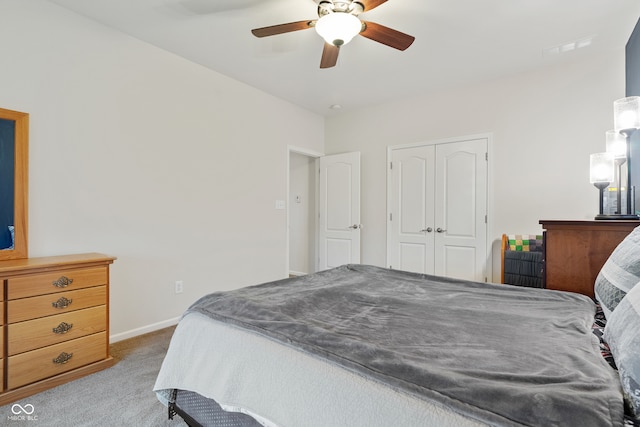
53,276,74,288
52,322,73,334
52,297,73,309
53,352,73,365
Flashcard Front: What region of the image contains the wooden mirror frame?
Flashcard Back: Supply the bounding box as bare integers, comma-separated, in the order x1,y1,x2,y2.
0,108,28,260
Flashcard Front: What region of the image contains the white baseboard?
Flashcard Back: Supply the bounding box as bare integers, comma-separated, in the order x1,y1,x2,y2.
289,270,308,277
110,317,181,343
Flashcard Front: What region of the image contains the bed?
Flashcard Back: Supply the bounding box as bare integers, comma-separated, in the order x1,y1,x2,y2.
154,229,640,427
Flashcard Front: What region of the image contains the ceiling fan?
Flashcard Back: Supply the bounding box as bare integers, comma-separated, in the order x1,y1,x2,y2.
251,0,415,68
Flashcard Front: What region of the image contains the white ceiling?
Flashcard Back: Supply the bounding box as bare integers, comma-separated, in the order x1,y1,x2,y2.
48,0,640,115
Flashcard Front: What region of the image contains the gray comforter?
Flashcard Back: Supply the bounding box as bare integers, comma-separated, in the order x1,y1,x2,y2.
187,264,623,427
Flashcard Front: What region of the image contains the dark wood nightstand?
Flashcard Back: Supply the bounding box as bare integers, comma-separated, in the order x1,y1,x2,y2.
539,220,640,297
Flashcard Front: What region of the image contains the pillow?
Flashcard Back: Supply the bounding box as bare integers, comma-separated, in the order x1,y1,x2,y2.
604,282,640,422
594,225,640,318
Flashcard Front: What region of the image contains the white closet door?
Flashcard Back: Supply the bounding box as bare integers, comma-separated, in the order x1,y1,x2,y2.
434,139,488,281
388,145,435,274
387,138,488,281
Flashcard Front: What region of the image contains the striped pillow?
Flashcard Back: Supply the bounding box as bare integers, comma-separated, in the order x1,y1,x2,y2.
604,282,640,422
594,225,640,319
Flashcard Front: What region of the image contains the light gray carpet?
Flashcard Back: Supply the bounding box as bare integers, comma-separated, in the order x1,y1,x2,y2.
0,327,186,426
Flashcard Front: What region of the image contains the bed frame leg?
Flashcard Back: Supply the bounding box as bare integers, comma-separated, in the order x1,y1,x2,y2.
168,389,178,420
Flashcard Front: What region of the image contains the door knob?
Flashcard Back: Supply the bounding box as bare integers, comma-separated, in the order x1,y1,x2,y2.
349,224,362,229
420,227,433,233
436,227,446,233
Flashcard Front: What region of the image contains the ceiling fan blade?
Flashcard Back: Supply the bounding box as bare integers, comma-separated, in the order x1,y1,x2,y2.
320,43,340,68
360,21,415,51
357,0,388,12
251,20,315,38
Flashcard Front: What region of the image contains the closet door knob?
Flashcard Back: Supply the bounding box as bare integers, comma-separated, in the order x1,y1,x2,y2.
420,227,433,233
436,227,446,233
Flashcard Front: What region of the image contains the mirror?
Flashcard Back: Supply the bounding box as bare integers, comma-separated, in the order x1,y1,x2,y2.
0,107,28,260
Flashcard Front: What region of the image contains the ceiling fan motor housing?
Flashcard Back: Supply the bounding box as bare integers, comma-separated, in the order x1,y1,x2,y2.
318,1,364,17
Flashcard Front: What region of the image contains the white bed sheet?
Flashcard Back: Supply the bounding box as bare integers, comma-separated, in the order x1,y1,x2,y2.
154,312,489,427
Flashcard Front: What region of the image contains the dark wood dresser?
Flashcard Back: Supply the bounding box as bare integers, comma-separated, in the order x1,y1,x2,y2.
539,220,640,297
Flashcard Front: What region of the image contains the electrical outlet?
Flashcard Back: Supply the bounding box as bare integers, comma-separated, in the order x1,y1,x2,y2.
175,280,184,294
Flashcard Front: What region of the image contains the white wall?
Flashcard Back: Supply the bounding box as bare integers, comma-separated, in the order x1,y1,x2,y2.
325,51,627,282
0,0,324,339
0,0,628,337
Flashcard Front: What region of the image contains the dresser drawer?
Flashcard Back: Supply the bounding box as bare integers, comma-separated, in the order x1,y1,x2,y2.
7,286,107,323
8,306,107,356
8,332,107,390
7,267,108,300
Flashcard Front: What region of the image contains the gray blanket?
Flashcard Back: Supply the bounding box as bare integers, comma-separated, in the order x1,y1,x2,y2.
187,265,624,427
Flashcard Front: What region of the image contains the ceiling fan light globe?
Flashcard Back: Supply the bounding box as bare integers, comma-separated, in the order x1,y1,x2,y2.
315,13,361,47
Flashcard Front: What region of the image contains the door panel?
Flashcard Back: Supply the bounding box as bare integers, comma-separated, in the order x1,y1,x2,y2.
399,243,427,273
434,139,487,281
326,238,352,268
443,151,476,237
400,156,428,234
319,152,361,270
442,246,477,280
326,163,352,230
388,146,435,274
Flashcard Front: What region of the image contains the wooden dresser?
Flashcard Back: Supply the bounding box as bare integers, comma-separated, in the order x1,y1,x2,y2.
540,220,640,297
0,253,115,405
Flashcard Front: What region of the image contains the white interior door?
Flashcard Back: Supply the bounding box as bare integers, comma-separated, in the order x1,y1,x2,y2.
434,139,487,281
388,145,436,274
318,152,361,270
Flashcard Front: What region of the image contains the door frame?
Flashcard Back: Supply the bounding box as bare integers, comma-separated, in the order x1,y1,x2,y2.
386,133,494,281
286,145,324,278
